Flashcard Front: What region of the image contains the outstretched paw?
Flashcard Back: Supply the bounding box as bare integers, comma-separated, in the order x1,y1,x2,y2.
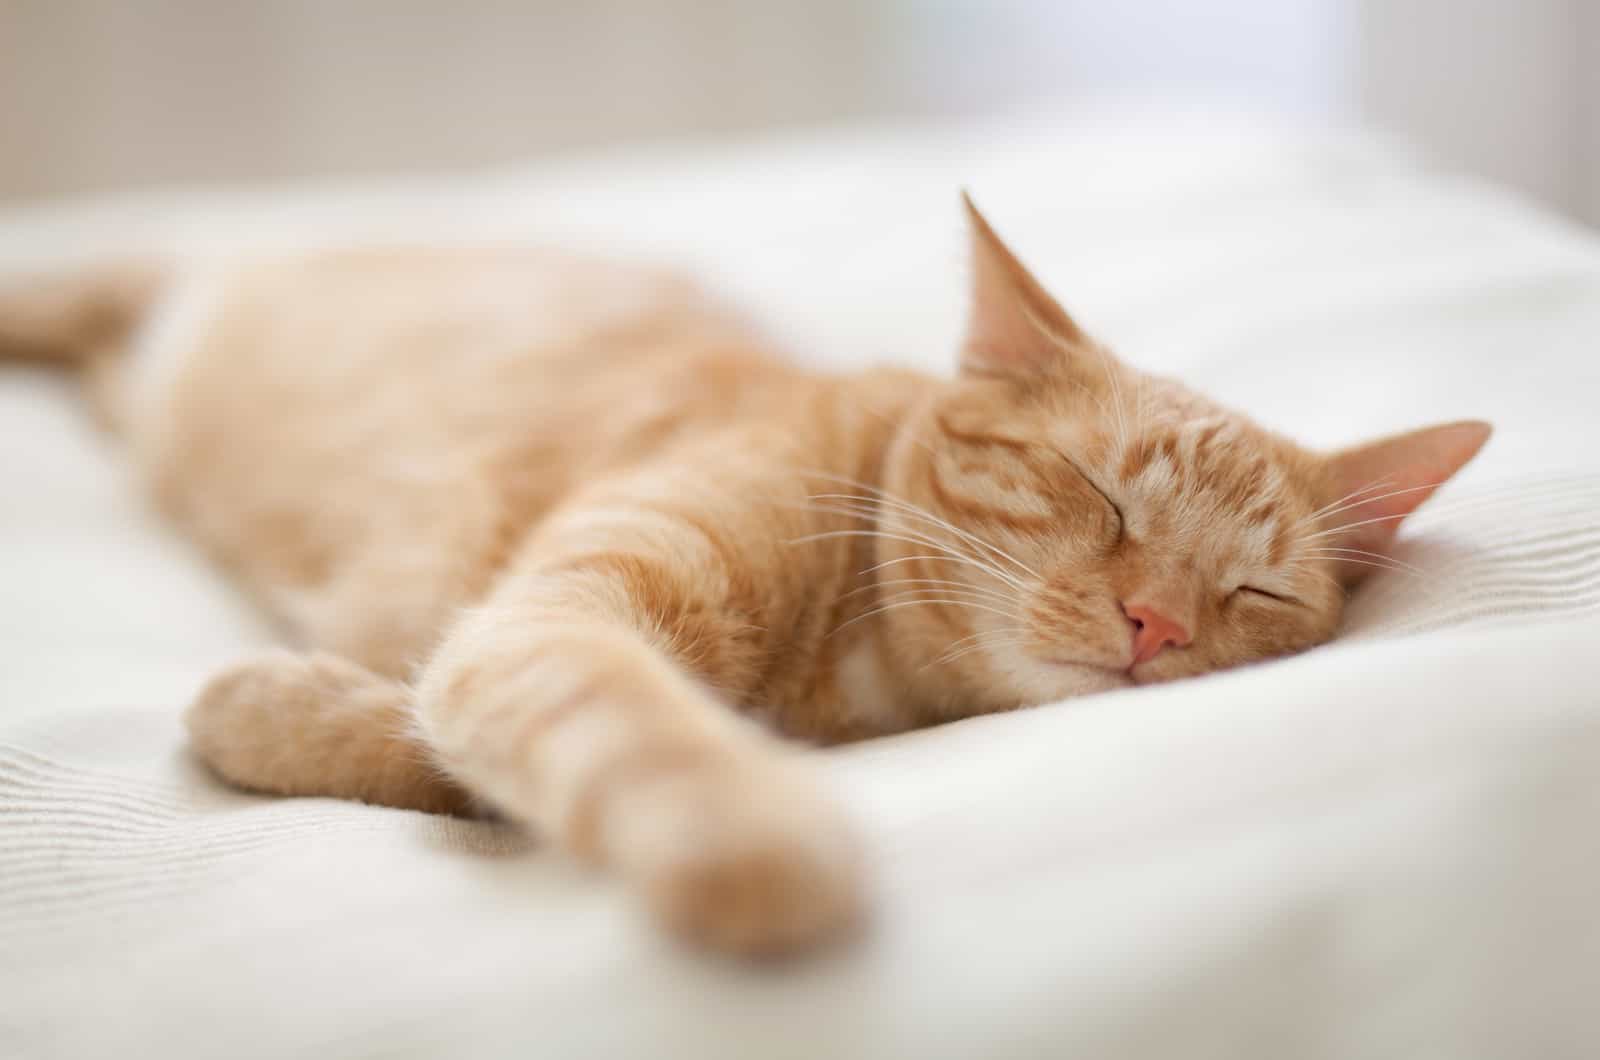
611,761,866,957
187,650,471,814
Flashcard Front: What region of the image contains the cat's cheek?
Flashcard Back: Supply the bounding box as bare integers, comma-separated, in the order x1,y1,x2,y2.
1039,479,1116,546
1191,602,1331,675
1023,581,1099,643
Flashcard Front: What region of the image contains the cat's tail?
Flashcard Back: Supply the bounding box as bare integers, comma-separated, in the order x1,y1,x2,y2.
0,260,166,365
0,259,168,430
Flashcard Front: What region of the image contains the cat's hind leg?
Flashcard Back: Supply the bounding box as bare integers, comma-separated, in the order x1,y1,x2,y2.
186,650,477,817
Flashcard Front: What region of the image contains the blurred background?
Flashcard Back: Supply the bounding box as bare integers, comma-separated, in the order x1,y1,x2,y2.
0,0,1594,225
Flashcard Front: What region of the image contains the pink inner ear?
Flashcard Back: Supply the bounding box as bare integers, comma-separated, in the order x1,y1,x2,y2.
1319,420,1492,580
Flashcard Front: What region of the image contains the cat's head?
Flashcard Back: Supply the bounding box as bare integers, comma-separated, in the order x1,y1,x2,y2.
877,196,1490,711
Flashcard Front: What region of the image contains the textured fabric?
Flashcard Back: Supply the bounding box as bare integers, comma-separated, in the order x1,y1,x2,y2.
3,109,1599,1058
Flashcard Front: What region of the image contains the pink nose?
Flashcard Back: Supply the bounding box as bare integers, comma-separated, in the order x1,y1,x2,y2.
1123,602,1191,665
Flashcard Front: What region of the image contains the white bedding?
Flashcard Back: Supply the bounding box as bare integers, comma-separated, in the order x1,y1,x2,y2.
3,109,1599,1059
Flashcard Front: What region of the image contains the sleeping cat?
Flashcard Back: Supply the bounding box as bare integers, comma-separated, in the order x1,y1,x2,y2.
0,197,1489,955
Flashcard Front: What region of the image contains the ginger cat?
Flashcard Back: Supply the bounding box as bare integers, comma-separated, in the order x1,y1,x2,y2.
0,197,1489,955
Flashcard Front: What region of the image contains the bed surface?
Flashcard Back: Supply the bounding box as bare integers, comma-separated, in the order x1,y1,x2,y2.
3,109,1599,1058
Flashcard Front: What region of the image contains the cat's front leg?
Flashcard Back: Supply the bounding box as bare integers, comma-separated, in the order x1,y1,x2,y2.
413,586,864,956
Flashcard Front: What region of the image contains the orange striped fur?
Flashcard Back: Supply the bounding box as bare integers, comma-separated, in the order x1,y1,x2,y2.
0,200,1489,955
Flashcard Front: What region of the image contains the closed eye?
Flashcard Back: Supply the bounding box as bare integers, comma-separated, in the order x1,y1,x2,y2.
1237,585,1296,605
1062,458,1124,533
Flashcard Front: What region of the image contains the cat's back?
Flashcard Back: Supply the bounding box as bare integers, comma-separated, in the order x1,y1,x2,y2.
127,246,795,670
135,245,767,434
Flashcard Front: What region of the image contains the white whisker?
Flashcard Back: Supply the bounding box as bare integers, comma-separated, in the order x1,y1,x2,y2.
800,501,1035,594
928,635,1032,671
924,625,1030,670
1306,556,1418,577
1292,555,1417,579
1300,512,1418,542
1299,476,1395,526
828,596,1019,639
841,577,1015,606
798,511,1031,592
1132,367,1147,446
1299,480,1448,530
803,474,1042,579
791,529,1030,592
1101,348,1129,452
874,588,1022,610
1301,546,1424,575
1022,302,1125,444
861,553,971,576
930,627,1015,656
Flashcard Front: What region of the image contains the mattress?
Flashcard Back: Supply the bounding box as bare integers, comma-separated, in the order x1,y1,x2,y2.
3,108,1599,1059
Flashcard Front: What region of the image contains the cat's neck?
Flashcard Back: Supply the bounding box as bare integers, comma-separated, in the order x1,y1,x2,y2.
817,366,1020,734
786,367,956,739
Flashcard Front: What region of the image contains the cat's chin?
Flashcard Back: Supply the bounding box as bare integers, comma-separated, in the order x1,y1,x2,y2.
1019,657,1133,702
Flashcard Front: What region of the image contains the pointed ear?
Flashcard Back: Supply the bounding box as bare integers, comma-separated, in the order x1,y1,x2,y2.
960,191,1095,381
1318,420,1492,585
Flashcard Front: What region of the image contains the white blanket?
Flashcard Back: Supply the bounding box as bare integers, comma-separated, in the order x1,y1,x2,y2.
4,109,1599,1059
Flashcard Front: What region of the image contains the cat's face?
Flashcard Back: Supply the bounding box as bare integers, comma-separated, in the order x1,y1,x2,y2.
876,198,1490,713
